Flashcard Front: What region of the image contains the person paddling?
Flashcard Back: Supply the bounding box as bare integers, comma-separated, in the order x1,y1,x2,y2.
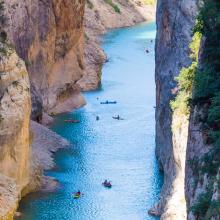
102,180,112,188
75,190,81,196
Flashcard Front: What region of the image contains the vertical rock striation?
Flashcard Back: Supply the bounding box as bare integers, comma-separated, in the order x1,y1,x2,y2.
154,0,220,219
4,0,86,115
0,0,86,219
0,41,31,219
152,0,198,219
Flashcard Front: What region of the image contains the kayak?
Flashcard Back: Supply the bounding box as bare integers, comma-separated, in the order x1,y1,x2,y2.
100,101,117,104
112,117,124,120
73,194,81,199
102,182,112,188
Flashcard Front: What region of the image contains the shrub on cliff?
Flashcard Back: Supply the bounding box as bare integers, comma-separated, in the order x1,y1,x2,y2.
171,0,220,218
193,0,220,176
0,1,13,56
189,0,220,218
170,32,202,116
104,0,121,13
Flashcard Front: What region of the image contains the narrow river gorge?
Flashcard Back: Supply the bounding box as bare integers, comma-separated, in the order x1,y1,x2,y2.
16,22,163,220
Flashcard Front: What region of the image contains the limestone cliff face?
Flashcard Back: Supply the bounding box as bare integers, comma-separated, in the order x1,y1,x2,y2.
78,0,156,90
0,1,87,219
0,42,70,219
4,0,86,115
152,0,198,219
0,42,31,219
0,44,31,188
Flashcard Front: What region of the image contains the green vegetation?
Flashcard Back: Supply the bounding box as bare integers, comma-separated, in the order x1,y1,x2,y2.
104,0,121,13
190,182,220,219
190,188,213,218
0,1,7,42
0,1,13,56
170,32,202,116
192,0,220,178
171,0,220,218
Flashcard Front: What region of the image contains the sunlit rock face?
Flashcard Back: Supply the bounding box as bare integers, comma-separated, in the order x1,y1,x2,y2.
0,43,31,219
4,0,86,114
0,44,31,187
78,0,156,91
152,0,198,219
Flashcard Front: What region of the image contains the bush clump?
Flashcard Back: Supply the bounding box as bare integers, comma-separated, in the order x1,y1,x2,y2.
104,0,121,13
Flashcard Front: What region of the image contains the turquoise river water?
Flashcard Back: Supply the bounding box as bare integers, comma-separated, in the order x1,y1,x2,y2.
18,22,163,220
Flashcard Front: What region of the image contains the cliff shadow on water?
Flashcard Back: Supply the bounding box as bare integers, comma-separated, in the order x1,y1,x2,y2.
15,22,163,220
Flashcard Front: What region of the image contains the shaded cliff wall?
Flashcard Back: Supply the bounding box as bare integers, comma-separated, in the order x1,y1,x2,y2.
185,1,220,218
154,0,220,219
152,0,198,219
4,0,86,116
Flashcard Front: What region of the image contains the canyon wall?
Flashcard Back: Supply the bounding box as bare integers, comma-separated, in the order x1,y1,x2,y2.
0,40,31,219
0,0,157,219
0,0,85,219
78,0,156,90
0,39,70,219
152,0,198,219
4,0,86,117
154,0,220,219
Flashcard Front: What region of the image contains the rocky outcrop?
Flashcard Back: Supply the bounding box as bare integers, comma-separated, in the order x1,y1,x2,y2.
26,120,70,194
0,41,31,219
152,0,199,219
78,0,156,90
4,0,86,115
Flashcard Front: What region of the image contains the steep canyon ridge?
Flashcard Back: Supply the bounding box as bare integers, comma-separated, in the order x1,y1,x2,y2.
0,0,219,220
0,0,155,219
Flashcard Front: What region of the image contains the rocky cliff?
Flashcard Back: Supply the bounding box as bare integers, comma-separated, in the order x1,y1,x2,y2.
154,0,220,219
152,0,199,218
0,0,85,219
78,0,156,90
0,39,70,220
4,0,86,117
0,39,31,219
0,0,157,219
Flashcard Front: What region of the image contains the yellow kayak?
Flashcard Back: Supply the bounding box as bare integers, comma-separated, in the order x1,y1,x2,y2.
73,194,80,199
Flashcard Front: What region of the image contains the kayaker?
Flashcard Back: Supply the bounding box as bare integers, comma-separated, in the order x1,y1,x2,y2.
116,115,120,120
75,190,81,196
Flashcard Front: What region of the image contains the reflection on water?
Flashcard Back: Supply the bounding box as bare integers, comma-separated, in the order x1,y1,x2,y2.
17,22,163,220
